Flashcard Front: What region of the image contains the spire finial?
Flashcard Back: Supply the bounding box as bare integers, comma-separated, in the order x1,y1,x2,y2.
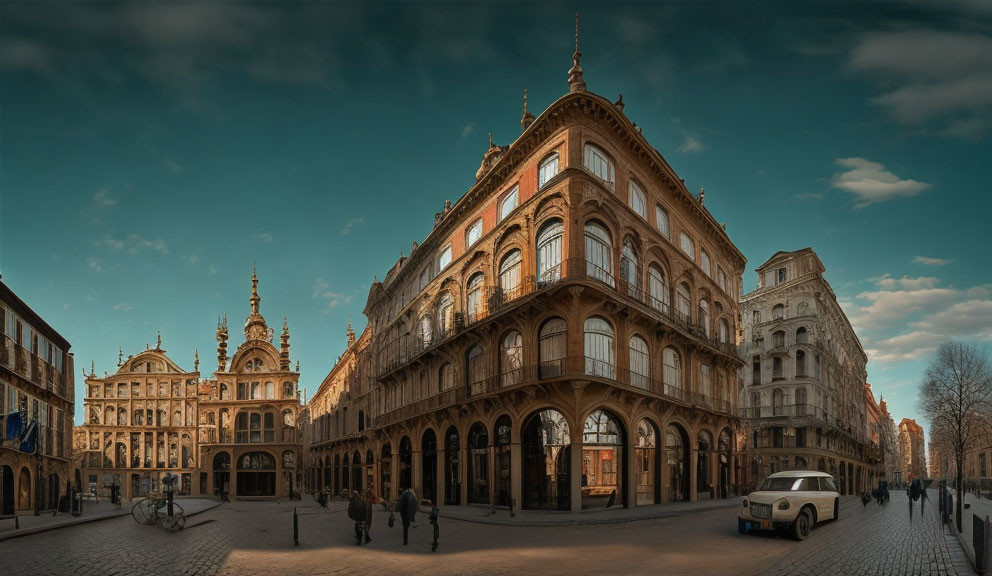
568,13,586,92
489,132,494,148
91,359,95,376
156,330,161,349
521,89,536,131
118,346,123,367
699,187,705,206
194,348,199,372
249,264,261,314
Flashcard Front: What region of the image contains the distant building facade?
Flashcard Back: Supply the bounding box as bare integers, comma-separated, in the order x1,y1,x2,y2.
0,276,75,516
739,249,879,495
898,418,927,481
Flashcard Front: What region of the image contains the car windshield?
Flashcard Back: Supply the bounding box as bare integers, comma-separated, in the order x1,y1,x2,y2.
758,477,816,491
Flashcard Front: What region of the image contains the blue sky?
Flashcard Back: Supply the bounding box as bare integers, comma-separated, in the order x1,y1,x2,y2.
1,2,990,433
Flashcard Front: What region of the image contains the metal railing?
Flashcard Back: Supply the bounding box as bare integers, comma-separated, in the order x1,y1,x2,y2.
743,403,828,422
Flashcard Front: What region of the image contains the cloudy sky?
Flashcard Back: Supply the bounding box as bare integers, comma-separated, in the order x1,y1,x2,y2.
1,1,990,433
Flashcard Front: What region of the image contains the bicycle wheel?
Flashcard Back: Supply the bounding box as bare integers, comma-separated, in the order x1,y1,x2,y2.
131,499,158,525
161,503,186,531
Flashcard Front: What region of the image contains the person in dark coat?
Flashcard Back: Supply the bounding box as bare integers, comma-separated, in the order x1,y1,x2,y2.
348,490,365,545
398,486,418,545
362,489,374,545
429,501,440,552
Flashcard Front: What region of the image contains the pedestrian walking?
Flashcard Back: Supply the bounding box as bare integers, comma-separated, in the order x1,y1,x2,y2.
398,486,418,545
363,488,374,545
429,501,439,552
348,490,365,545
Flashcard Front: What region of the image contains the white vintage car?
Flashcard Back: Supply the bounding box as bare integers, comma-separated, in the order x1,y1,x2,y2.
738,470,840,540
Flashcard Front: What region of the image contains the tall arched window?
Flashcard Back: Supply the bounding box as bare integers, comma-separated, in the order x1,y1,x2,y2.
649,265,669,313
719,319,730,344
264,381,274,399
772,388,785,416
796,387,807,413
437,293,454,338
677,283,692,324
419,315,433,349
656,205,670,238
439,363,454,391
499,186,519,221
584,317,615,378
466,345,486,395
584,143,615,188
629,335,650,390
699,364,711,398
538,153,559,188
700,249,711,277
585,221,614,287
466,273,484,323
796,350,807,377
663,347,682,395
536,219,563,285
621,240,639,297
629,181,646,218
499,250,522,296
772,304,785,320
679,232,695,258
698,300,711,338
539,317,567,378
796,326,808,344
501,331,523,387
465,218,483,247
773,330,785,347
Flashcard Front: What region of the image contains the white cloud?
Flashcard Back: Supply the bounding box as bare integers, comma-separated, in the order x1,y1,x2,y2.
873,274,940,291
912,256,952,266
848,30,992,139
341,217,363,236
208,263,218,275
830,157,931,208
312,277,352,313
181,253,200,266
112,302,132,311
95,234,169,255
795,192,824,200
94,188,117,206
677,134,705,154
257,231,273,243
165,158,184,173
86,257,103,272
461,124,474,138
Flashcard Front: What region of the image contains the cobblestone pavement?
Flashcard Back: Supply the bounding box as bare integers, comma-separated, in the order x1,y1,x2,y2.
0,492,973,576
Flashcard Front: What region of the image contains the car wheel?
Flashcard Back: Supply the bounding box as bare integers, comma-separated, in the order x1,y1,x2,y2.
793,508,812,541
738,518,747,535
833,497,839,520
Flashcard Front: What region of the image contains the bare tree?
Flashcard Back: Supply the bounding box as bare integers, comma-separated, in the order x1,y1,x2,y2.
919,340,992,531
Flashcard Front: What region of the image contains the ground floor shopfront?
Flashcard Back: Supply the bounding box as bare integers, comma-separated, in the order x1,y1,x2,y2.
306,382,741,512
746,448,881,496
198,444,301,500
0,448,73,515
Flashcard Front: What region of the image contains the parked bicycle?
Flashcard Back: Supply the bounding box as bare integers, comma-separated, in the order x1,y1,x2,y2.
131,475,185,531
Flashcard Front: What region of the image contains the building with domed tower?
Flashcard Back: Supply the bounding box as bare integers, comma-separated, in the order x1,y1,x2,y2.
196,266,303,500
303,21,747,512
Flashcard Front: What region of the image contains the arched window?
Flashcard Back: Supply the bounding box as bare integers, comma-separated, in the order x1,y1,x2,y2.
264,381,274,399
536,219,563,285
649,265,669,313
679,232,695,258
796,350,807,377
752,355,761,385
656,205,670,238
439,363,454,391
437,293,454,338
438,244,452,270
773,330,785,347
499,250,522,296
772,388,785,415
466,345,486,394
699,364,711,398
499,186,519,221
698,300,711,338
677,283,692,323
466,273,484,323
797,301,809,316
772,304,785,320
235,412,248,443
700,249,711,277
585,221,614,287
538,153,559,188
539,317,567,378
663,347,682,393
466,218,483,247
251,382,261,400
584,317,615,378
221,383,230,400
629,335,650,389
773,357,783,379
796,387,807,411
584,143,615,188
501,330,523,387
796,326,808,344
719,319,730,344
419,315,433,349
621,240,639,296
629,181,646,218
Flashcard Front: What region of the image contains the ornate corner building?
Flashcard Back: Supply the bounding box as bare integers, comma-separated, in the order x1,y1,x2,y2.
77,268,303,500
898,418,927,482
303,35,748,512
0,276,74,516
738,248,881,495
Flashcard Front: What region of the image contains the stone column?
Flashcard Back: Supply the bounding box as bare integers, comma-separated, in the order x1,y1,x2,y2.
689,447,698,502
437,448,446,506
412,449,422,501
625,424,636,508
659,426,670,502
570,437,583,512
510,441,522,512
390,449,399,501
459,444,469,506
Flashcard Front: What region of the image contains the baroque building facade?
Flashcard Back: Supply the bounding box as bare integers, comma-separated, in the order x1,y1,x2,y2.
898,417,928,482
303,41,748,512
0,276,75,516
77,269,303,501
739,248,880,495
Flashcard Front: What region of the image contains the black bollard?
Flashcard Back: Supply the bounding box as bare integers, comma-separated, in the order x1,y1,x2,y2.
293,507,299,546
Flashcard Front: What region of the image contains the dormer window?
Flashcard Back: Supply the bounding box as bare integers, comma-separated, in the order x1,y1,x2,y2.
438,245,452,270
466,219,483,247
499,186,519,221
538,153,559,188
583,144,614,189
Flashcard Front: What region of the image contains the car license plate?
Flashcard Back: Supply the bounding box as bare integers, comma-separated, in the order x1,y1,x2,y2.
760,521,773,530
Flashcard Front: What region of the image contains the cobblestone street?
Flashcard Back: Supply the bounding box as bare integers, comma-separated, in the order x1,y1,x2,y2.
0,493,972,576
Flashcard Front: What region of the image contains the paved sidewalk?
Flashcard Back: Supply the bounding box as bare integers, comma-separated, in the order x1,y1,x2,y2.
0,497,221,541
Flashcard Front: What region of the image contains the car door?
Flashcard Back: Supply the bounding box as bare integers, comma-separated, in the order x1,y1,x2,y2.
817,477,836,519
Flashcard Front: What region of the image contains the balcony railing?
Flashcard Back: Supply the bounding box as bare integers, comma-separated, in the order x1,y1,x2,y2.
372,355,734,431
743,403,828,422
1,334,67,400
376,258,740,378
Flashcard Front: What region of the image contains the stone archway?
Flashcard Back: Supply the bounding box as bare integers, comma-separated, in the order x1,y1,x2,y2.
521,408,571,511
